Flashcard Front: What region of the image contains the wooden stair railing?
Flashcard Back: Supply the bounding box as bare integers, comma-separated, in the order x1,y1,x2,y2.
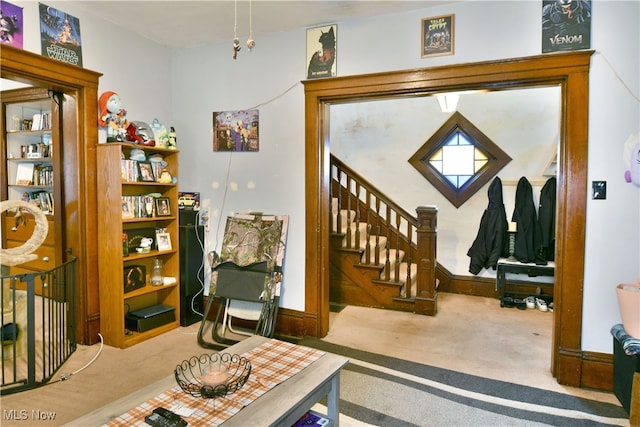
330,154,438,315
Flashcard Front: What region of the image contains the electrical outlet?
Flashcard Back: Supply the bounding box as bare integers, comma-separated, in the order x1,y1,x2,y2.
592,181,606,200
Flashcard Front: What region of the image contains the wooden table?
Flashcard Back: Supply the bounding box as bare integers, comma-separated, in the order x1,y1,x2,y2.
67,335,349,426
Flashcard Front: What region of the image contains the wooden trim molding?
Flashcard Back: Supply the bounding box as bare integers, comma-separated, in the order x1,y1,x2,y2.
1,45,102,345
304,51,593,387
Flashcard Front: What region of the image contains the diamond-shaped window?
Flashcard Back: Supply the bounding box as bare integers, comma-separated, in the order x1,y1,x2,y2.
409,111,511,208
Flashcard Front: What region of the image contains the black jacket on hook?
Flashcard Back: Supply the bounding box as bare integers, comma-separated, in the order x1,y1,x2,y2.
538,176,556,261
511,177,542,263
467,177,509,275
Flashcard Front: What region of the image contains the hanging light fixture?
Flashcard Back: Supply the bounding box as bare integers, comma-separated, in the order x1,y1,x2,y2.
232,0,241,59
246,0,255,51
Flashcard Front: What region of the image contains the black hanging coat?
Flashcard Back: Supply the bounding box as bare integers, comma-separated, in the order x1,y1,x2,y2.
467,177,509,275
538,177,556,261
511,177,542,263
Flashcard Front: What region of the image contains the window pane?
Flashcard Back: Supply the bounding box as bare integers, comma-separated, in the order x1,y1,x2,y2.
442,144,474,175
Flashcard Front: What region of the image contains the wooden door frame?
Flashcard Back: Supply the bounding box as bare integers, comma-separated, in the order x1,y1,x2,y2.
1,45,102,345
303,51,593,386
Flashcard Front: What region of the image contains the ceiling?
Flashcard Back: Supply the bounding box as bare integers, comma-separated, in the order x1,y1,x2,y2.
71,1,452,49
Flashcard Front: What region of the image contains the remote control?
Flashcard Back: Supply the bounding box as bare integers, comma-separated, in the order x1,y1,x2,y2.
144,407,188,427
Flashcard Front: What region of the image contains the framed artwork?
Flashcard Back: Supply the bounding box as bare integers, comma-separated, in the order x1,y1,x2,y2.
421,14,454,58
213,109,259,152
156,232,172,251
0,1,23,49
121,200,133,219
137,161,155,182
38,3,83,66
306,24,336,79
541,0,591,53
155,197,171,217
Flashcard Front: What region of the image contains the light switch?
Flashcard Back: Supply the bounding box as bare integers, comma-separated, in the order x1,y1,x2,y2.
592,181,606,200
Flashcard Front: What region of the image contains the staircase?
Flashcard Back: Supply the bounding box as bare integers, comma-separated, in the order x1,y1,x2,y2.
330,155,439,315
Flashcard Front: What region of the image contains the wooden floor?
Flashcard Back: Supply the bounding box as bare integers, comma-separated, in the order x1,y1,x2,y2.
326,292,619,405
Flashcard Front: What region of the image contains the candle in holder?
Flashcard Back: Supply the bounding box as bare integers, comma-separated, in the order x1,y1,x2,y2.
202,364,229,387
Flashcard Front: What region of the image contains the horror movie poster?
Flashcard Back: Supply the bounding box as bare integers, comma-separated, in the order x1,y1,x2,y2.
1,0,23,48
421,14,454,58
39,3,83,66
542,0,591,53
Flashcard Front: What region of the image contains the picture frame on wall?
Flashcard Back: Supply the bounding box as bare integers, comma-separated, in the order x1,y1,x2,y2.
306,24,337,79
541,0,591,53
421,14,454,58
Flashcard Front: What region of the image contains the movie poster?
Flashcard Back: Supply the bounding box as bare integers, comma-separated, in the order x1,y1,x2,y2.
542,0,591,53
306,25,337,79
1,0,22,48
213,109,259,152
39,3,83,66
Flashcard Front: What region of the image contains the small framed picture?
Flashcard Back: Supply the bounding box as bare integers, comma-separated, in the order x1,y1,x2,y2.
137,161,156,182
121,200,133,219
156,232,172,251
421,14,455,58
155,197,171,217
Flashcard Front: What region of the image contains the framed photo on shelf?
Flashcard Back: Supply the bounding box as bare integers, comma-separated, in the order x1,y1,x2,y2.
137,161,155,182
421,14,454,58
155,197,171,217
156,232,172,251
121,200,133,219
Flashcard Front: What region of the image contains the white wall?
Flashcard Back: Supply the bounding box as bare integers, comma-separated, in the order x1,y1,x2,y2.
7,1,639,353
4,1,173,134
173,0,639,353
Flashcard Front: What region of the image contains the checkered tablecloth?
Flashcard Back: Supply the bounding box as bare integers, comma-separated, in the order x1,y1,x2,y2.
106,339,325,426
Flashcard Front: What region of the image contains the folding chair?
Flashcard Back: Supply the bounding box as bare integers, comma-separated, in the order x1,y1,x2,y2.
197,213,288,348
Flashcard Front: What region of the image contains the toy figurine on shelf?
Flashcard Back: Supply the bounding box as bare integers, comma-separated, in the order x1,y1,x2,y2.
167,126,177,149
98,91,129,142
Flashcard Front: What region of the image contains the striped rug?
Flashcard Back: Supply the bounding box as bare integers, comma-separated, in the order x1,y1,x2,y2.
298,338,630,427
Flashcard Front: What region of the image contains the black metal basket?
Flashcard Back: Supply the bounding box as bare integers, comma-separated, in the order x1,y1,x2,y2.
174,353,251,399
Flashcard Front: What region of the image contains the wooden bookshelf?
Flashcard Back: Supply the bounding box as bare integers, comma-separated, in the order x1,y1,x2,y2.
96,142,180,348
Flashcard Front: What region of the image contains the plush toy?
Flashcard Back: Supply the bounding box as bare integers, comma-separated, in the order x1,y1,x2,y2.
98,91,129,142
623,133,640,187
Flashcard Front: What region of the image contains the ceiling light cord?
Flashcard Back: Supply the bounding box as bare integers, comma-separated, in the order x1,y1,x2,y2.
246,0,255,52
232,0,241,59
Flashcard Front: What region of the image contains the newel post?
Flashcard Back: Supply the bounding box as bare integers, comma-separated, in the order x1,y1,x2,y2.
414,205,438,315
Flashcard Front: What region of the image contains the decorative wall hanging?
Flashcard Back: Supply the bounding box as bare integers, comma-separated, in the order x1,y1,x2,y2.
542,0,591,53
232,0,255,59
306,24,337,79
0,1,23,48
38,3,83,66
421,14,454,58
212,109,259,152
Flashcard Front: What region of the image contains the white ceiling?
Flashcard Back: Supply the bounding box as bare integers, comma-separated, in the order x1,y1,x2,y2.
72,1,452,49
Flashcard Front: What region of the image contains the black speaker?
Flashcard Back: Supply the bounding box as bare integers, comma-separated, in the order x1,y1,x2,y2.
179,219,205,326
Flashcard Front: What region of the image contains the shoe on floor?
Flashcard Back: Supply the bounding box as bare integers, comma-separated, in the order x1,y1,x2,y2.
525,296,536,309
502,296,515,308
515,298,527,310
536,298,548,312
548,302,554,312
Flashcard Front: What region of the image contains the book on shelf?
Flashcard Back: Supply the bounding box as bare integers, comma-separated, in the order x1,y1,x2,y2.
15,163,34,185
28,190,54,215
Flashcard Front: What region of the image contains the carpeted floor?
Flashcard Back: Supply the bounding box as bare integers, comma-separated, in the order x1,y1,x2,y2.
0,293,629,426
299,337,629,426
